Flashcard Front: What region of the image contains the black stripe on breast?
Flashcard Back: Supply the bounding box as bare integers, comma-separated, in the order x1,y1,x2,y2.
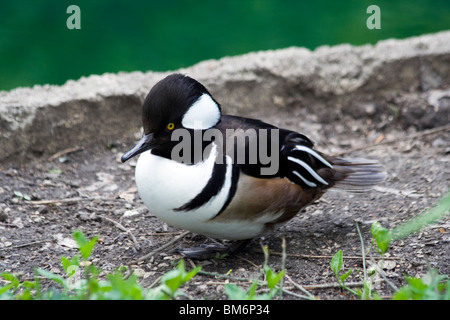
174,160,227,212
212,165,240,219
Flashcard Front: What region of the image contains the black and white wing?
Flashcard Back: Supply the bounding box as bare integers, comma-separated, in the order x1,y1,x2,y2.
281,132,386,190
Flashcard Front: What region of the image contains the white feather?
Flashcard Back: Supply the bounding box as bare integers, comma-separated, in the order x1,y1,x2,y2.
181,93,221,129
287,156,329,185
292,170,317,187
293,145,333,168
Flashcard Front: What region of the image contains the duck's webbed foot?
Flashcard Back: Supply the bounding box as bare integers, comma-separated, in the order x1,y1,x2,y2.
176,239,250,260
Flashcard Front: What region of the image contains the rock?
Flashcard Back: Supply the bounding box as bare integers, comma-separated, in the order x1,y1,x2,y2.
0,208,8,222
1,31,450,164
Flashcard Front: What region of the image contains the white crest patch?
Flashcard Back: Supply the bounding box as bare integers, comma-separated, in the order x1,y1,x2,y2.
182,93,221,129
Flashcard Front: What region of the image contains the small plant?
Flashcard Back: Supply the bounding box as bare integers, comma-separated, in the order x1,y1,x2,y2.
0,271,35,300
330,248,381,299
147,260,201,300
330,191,450,300
330,249,356,294
224,244,285,300
0,230,201,300
370,221,391,254
223,263,286,300
393,268,449,300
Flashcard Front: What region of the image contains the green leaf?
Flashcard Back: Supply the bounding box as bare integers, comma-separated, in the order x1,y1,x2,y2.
370,222,391,254
0,284,14,296
105,271,144,300
224,284,248,300
330,250,343,276
22,281,36,289
339,268,353,283
61,255,80,274
393,269,449,300
35,268,66,288
183,266,201,283
392,192,450,240
443,280,450,300
13,190,23,198
162,271,183,293
1,272,20,290
392,287,411,300
162,260,201,289
18,289,33,300
264,266,285,289
160,261,197,297
247,282,259,299
61,256,70,272
73,230,87,246
72,230,98,260
48,169,62,175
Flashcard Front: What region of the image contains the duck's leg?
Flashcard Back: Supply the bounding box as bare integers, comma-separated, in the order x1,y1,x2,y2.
176,239,251,260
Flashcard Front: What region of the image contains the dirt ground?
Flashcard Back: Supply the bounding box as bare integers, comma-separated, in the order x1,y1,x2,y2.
0,108,449,300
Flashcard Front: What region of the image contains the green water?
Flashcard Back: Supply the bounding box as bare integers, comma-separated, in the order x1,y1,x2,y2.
1,0,449,91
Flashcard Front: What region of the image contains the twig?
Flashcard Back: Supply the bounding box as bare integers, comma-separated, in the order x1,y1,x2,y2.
99,214,140,251
285,274,315,299
235,255,260,269
302,280,383,290
259,249,398,261
147,275,163,289
27,196,131,206
355,221,368,284
333,123,450,157
132,230,190,263
279,237,286,299
29,196,103,205
199,268,314,300
368,249,399,292
281,288,313,300
48,147,83,161
369,255,399,292
142,232,184,237
0,222,21,228
198,270,265,284
3,239,50,250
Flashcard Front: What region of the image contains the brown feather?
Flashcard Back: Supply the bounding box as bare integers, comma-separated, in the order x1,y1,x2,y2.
210,173,325,228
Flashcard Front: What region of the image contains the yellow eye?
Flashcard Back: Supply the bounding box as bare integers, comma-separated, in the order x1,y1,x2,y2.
166,122,175,130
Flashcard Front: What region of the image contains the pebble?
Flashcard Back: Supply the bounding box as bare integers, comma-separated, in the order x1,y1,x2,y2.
0,209,8,222
132,268,146,277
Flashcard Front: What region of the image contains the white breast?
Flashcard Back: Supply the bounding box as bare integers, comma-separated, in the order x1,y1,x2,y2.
135,143,235,236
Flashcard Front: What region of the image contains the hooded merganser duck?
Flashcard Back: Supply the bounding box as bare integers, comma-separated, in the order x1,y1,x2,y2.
121,73,385,259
